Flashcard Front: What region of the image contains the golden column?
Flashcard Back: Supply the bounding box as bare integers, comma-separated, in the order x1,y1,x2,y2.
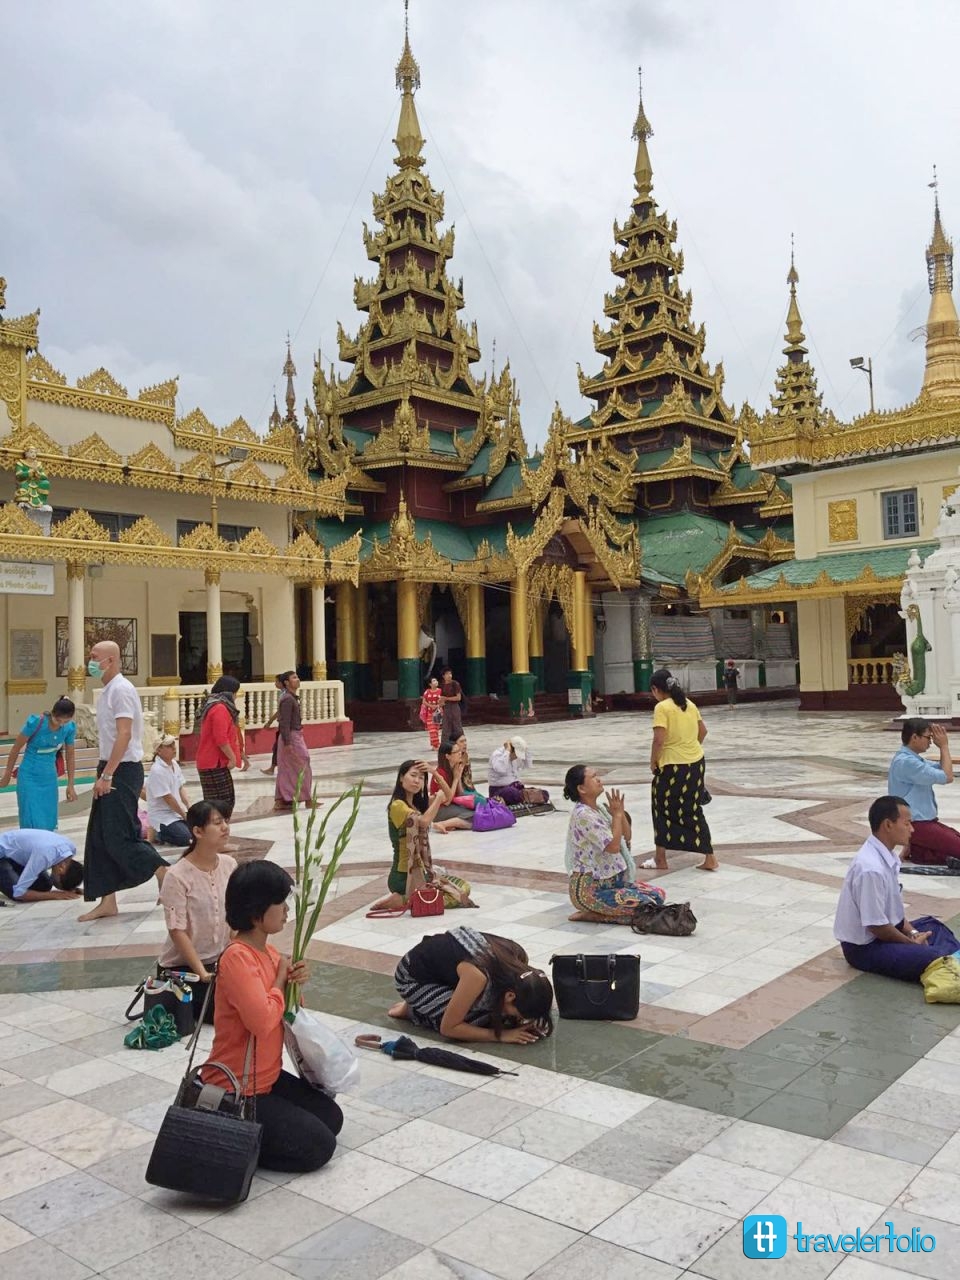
66,561,86,697
336,582,357,699
529,598,545,693
354,583,372,698
204,567,223,683
465,582,486,696
397,579,420,699
568,569,593,716
310,579,327,681
507,570,536,716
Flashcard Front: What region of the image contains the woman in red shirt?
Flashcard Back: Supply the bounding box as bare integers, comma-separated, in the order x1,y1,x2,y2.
195,676,246,819
208,861,343,1172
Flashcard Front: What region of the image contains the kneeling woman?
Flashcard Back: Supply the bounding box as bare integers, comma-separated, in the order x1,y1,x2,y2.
369,759,475,914
158,800,237,1019
390,926,553,1044
564,764,665,923
207,861,343,1172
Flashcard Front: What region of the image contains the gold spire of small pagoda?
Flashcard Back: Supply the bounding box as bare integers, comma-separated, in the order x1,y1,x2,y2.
921,171,960,400
632,67,654,198
283,334,298,424
394,0,424,170
784,236,805,350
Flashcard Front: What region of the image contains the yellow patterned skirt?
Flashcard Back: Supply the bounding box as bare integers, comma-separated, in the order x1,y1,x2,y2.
651,759,713,854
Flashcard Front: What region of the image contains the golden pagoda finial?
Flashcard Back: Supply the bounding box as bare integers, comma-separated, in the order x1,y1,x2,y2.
394,0,424,170
632,66,654,198
922,172,960,400
784,234,805,349
283,333,298,424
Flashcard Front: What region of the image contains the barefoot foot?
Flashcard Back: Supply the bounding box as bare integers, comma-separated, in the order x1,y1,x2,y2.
78,902,120,922
568,909,609,923
696,857,719,872
388,1000,411,1020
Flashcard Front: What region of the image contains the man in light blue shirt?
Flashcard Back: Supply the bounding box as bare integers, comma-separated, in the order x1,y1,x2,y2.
0,829,83,902
888,718,960,865
834,795,959,982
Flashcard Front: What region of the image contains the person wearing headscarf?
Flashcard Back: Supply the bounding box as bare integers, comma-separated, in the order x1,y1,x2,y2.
487,735,549,806
195,675,245,819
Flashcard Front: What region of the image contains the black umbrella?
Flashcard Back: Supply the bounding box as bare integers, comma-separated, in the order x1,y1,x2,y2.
356,1033,518,1076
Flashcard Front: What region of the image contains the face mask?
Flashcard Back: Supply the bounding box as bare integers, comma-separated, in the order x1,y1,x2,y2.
87,659,103,678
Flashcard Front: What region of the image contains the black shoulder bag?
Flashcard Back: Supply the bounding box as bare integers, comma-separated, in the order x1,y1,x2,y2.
145,978,262,1203
550,952,640,1020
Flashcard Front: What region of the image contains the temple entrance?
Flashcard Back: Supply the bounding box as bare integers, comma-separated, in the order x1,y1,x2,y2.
543,601,571,693
848,599,906,689
178,612,253,685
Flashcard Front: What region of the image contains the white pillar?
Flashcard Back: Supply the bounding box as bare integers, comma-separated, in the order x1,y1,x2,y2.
205,568,223,683
311,579,327,680
66,562,86,698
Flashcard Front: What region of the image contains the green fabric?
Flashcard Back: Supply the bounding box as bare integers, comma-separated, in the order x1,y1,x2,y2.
713,542,937,594
124,1005,181,1050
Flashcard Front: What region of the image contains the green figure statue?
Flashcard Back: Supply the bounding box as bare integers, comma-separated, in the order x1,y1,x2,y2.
14,449,51,509
897,603,930,697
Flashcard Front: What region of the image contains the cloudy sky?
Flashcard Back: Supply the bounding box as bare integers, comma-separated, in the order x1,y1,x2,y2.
3,0,959,446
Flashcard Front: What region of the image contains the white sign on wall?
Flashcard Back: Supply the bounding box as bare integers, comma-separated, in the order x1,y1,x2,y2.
0,562,55,595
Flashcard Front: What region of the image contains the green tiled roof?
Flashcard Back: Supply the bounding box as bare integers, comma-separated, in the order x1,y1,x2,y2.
428,429,459,456
465,443,492,478
343,428,369,452
729,462,762,490
481,462,522,503
313,515,527,566
636,512,734,586
715,541,936,594
340,427,469,459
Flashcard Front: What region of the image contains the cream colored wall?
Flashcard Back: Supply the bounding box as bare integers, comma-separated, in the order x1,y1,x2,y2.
791,447,960,559
797,597,848,692
0,564,297,733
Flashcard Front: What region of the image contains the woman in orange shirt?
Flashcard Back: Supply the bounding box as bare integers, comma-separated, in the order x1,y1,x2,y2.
207,861,343,1172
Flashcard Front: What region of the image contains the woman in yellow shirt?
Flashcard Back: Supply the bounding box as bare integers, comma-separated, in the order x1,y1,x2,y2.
649,668,718,873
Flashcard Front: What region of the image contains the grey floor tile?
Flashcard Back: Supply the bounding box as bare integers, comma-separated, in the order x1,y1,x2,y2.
3,1045,91,1082
356,1177,493,1245
619,1100,734,1150
567,1125,692,1189
85,1143,152,1192
832,1112,954,1167
100,1228,255,1280
273,1216,421,1280
0,1239,94,1280
48,1198,186,1271
531,1236,682,1279
379,1251,500,1279
361,1076,469,1119
76,1072,173,1117
0,1081,63,1121
431,1091,535,1139
201,1187,340,1259
865,1208,960,1278
1,1169,129,1235
494,1110,605,1162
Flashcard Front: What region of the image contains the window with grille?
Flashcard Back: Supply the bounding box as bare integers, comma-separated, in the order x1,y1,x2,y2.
882,489,918,539
51,508,141,541
177,519,254,545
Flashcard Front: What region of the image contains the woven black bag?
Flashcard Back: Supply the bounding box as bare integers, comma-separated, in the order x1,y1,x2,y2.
550,953,640,1021
145,982,261,1204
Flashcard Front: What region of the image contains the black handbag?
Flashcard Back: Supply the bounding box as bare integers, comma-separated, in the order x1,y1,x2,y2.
145,984,262,1204
549,953,640,1021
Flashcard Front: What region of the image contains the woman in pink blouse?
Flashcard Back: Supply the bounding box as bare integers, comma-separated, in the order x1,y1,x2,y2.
157,799,237,1021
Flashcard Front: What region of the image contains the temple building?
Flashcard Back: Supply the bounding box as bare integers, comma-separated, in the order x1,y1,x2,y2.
701,195,960,710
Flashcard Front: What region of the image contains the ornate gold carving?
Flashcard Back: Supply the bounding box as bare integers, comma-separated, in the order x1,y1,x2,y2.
828,499,858,543
76,367,129,397
234,528,278,558
844,592,900,638
506,489,565,572
117,517,173,547
67,666,86,692
25,353,66,385
127,442,178,477
0,502,45,536
181,524,230,555
5,679,47,695
66,560,85,581
68,433,124,473
137,377,178,407
205,568,221,587
227,458,273,490
51,508,111,541
0,348,24,427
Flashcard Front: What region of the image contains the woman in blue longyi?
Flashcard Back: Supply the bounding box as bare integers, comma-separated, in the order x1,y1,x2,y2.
0,697,78,830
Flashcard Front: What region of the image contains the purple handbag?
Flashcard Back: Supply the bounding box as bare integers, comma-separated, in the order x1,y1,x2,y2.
473,797,517,832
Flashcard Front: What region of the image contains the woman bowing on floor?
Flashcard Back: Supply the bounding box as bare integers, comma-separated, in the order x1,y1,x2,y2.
648,668,718,872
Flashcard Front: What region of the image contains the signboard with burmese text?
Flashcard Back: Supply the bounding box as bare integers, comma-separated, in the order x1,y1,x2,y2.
0,562,54,595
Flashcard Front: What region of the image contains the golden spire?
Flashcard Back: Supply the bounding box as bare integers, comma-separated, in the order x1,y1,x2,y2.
394,0,424,170
283,334,298,424
632,67,654,198
784,235,805,350
922,172,960,400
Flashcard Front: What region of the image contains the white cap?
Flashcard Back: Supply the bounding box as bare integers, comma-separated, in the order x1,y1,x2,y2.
509,735,528,756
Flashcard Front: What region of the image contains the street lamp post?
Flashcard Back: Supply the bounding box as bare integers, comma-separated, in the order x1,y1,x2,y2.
207,446,249,536
849,356,875,414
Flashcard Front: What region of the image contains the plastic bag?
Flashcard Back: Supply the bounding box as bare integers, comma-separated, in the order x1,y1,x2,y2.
283,1009,361,1095
921,951,960,1004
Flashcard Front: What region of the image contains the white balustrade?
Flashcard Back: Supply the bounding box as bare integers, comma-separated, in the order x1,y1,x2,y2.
94,680,347,731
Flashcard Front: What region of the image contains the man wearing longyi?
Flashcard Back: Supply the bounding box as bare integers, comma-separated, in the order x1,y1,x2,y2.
79,639,167,921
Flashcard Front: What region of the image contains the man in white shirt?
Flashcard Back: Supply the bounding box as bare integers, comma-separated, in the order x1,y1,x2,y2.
0,829,83,901
145,735,191,846
834,794,960,982
79,639,167,921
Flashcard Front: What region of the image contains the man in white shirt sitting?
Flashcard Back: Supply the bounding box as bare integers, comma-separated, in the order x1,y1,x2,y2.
0,829,83,902
834,795,960,982
145,735,191,846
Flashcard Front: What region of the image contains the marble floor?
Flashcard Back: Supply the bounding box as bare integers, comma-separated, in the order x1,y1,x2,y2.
1,703,959,1276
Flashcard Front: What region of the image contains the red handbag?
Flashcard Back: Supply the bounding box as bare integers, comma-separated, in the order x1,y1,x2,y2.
409,883,444,918
55,749,66,778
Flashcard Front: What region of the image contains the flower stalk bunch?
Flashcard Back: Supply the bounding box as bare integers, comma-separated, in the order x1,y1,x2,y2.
284,776,363,1018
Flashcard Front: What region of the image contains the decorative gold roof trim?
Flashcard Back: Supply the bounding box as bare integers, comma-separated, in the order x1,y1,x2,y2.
698,565,902,609
0,505,358,582
173,409,296,464
25,353,66,385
